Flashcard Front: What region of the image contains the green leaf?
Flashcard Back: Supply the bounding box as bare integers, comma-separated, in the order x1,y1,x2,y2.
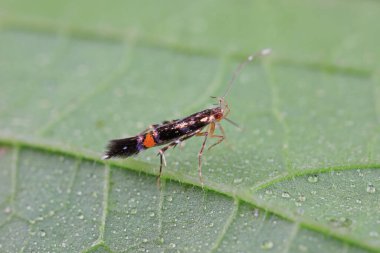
1,1,380,252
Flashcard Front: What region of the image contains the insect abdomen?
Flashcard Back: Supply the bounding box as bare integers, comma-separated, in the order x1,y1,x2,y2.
103,131,160,159
103,136,143,159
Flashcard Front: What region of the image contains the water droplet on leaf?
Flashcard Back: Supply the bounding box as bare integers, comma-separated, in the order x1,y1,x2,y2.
261,240,274,249
233,178,243,184
367,183,376,193
39,230,46,237
307,175,318,183
298,195,306,202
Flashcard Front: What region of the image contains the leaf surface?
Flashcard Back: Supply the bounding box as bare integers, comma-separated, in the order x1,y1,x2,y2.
0,1,380,252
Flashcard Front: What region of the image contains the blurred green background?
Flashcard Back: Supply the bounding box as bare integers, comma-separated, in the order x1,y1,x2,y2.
1,1,380,252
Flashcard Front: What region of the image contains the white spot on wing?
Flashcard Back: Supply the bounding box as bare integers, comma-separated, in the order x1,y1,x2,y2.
175,122,188,128
200,117,209,122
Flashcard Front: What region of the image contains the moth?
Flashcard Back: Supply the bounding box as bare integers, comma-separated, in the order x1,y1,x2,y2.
103,49,271,185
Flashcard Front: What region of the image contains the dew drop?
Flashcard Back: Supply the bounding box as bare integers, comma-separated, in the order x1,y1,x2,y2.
233,178,243,184
366,183,376,193
281,192,290,198
3,206,11,214
169,243,176,248
166,196,173,202
143,238,148,243
253,208,260,218
36,216,44,221
298,195,306,202
78,214,84,220
261,240,274,249
307,175,318,183
39,230,46,237
131,208,137,214
149,212,155,217
265,189,273,195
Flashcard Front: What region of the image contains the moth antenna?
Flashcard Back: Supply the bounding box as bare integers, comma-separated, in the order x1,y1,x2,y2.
224,117,243,131
222,48,271,99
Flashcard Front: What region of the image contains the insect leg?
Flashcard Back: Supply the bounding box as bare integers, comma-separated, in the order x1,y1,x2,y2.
208,122,226,151
156,133,197,186
218,122,226,136
195,127,210,185
157,146,170,186
156,147,168,187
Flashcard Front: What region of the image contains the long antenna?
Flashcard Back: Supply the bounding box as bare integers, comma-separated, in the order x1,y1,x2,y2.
222,48,272,99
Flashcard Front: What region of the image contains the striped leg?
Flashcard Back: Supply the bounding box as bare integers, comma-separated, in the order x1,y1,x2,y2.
156,133,196,186
195,125,213,185
197,132,208,185
195,122,227,185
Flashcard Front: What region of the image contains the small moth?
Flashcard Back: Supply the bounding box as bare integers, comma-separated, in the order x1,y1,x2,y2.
103,49,271,185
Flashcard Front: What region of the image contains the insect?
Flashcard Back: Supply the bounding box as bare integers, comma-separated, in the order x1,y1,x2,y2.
103,48,271,185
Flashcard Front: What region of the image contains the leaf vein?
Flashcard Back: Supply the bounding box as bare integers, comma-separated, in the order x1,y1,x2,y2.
209,198,239,253
281,222,300,253
96,164,110,244
10,146,20,210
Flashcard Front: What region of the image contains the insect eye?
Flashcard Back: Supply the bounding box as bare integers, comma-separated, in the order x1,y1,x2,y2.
215,112,223,121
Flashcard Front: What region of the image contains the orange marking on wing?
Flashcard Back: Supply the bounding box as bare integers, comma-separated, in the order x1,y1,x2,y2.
143,132,156,148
